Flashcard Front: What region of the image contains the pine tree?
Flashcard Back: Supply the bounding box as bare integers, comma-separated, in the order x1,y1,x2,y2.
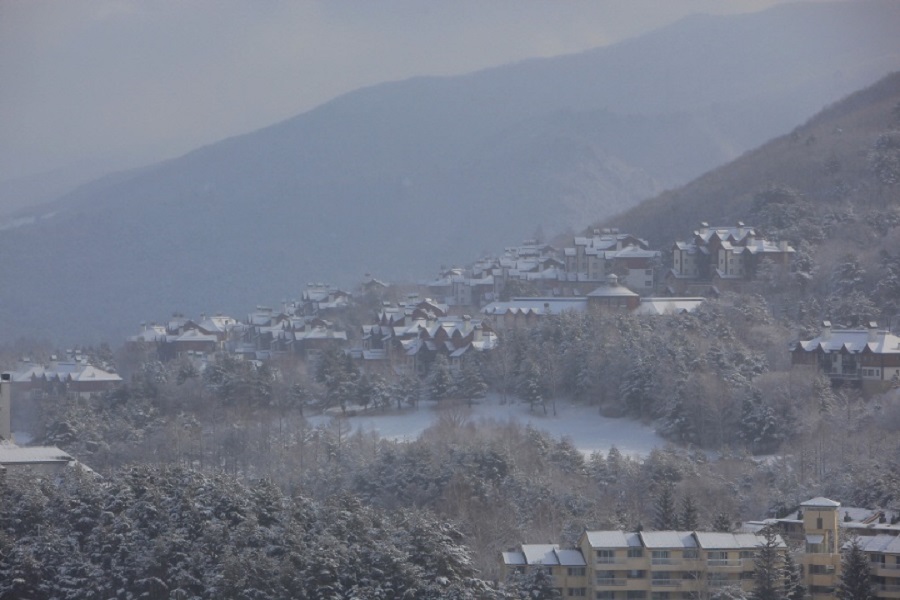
679,494,699,530
782,551,806,600
653,481,678,530
838,537,874,600
428,354,454,401
751,526,785,600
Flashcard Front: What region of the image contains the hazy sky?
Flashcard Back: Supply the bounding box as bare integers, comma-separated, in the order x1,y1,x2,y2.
0,0,813,183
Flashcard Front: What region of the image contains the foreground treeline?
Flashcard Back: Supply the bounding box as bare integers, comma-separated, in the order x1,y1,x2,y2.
0,465,512,600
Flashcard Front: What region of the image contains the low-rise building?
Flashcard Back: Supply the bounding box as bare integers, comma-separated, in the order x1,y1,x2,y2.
791,321,900,393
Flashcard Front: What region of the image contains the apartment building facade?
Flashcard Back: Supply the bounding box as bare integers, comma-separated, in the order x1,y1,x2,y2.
504,497,900,599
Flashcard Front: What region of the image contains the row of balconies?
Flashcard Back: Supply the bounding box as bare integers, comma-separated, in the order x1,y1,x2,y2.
595,557,751,569
592,577,750,591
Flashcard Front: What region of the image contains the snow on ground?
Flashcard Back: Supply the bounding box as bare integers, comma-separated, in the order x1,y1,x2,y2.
308,393,664,457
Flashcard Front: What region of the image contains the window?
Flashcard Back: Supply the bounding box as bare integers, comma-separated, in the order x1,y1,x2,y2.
708,551,727,561
626,592,646,600
651,593,670,600
628,548,644,558
683,549,698,560
627,570,645,579
568,589,587,597
597,550,616,564
596,592,614,600
739,551,754,559
817,517,823,529
568,567,586,577
652,550,670,564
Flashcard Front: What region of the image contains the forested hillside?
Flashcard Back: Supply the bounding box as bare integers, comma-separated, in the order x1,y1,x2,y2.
606,72,900,332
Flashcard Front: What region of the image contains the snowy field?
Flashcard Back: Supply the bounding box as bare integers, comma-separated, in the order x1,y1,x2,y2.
308,394,665,457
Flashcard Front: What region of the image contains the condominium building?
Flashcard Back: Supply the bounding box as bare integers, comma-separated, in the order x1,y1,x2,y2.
504,497,900,599
503,529,781,599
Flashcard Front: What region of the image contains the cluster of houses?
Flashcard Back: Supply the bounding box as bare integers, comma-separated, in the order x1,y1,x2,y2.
355,296,497,376
126,283,352,365
503,497,900,600
423,224,795,312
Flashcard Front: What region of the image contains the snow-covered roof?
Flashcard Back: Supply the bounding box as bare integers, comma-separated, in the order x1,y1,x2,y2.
855,534,900,555
69,365,122,383
554,549,587,566
640,531,697,549
481,298,588,316
634,298,705,316
521,544,560,565
587,284,638,298
801,497,841,508
0,445,74,464
583,531,642,548
172,329,218,343
501,551,527,566
795,329,900,355
695,532,782,549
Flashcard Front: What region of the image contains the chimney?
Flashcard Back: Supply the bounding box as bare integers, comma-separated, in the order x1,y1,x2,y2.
868,321,879,343
607,274,619,287
822,320,832,340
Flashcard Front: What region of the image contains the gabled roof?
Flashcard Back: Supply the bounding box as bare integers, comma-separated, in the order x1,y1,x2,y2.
583,531,642,548
801,497,841,508
695,532,782,549
640,531,697,549
794,330,900,355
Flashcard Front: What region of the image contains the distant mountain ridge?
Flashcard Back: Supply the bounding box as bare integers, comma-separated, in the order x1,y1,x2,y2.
3,0,900,344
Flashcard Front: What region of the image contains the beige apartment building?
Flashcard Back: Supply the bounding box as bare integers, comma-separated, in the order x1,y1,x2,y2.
503,497,900,599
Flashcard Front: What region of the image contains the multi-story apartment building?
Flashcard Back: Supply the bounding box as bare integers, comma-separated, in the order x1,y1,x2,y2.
505,497,900,599
668,222,794,294
501,544,589,596
503,529,780,599
563,229,660,294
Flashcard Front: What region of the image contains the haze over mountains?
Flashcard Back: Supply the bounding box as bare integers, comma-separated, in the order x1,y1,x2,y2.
3,0,900,344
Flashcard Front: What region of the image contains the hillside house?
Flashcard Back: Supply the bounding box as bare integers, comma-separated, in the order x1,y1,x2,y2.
791,321,900,392
9,360,122,399
586,274,641,312
359,298,495,375
563,229,660,293
668,222,794,294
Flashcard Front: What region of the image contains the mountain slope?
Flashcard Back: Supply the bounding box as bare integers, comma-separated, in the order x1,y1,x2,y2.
3,0,900,344
605,71,900,247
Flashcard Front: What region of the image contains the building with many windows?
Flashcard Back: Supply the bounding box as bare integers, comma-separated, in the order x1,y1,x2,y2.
503,497,900,599
790,321,900,393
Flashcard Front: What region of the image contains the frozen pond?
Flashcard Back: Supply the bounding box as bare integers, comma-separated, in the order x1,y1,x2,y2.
308,394,664,457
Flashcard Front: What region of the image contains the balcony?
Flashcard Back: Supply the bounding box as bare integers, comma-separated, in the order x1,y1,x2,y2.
706,559,744,569
650,579,681,588
595,579,627,587
651,558,681,566
874,563,900,578
596,557,626,565
877,583,900,598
